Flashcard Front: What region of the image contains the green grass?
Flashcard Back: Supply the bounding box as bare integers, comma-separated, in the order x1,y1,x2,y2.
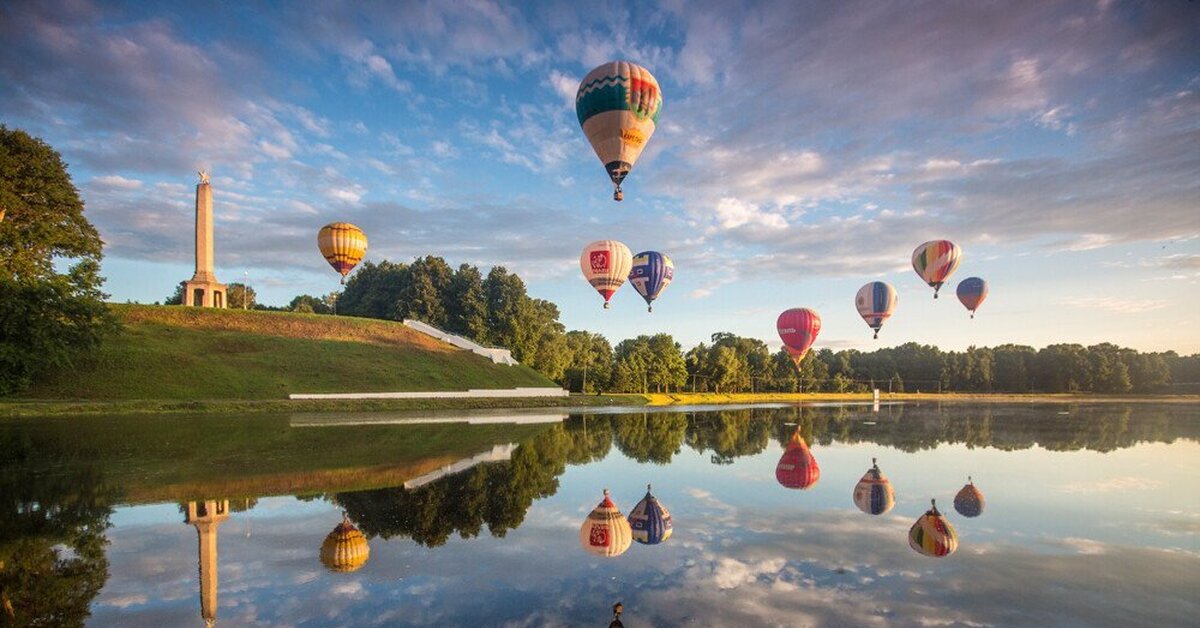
14,304,555,402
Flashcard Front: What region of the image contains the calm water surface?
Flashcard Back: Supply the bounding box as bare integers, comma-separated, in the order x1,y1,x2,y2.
2,402,1198,627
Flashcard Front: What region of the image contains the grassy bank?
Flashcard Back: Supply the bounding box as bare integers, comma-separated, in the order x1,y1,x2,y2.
11,304,555,402
643,391,1200,405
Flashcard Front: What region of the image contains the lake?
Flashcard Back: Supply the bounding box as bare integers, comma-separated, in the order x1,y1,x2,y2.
2,402,1197,626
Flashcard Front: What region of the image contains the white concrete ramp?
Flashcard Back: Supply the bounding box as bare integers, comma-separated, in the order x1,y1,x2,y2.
403,319,518,365
288,387,568,400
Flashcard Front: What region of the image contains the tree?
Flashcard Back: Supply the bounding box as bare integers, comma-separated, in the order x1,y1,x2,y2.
225,282,257,310
0,126,115,395
446,263,489,342
288,294,331,314
562,331,613,393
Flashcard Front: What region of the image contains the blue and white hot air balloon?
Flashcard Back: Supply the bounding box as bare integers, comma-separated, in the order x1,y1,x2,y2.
629,251,675,312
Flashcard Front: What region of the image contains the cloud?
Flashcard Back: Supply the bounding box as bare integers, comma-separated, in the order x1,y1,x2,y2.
91,175,143,190
1057,297,1168,314
1058,476,1163,494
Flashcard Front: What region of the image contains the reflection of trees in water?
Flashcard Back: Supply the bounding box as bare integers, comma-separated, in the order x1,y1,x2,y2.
332,426,573,547
0,431,114,627
687,410,774,464
614,413,688,464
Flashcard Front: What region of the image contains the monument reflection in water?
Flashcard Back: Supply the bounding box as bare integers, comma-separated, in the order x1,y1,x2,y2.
1,402,1197,626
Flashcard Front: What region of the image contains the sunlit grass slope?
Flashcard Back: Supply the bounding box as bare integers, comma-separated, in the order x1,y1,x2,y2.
21,304,555,401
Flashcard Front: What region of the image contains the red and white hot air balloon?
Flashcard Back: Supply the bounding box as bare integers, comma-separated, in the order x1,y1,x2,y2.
580,240,633,309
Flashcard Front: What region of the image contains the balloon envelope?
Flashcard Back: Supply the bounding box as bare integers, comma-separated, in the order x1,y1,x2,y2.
318,222,368,283
580,489,632,557
852,459,895,515
855,282,898,338
628,484,673,545
629,251,674,311
777,308,821,364
776,431,820,489
576,61,663,199
912,240,962,298
580,240,633,308
956,277,989,317
909,500,958,557
954,478,985,517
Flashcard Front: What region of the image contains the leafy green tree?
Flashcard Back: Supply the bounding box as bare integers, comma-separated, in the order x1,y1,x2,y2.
398,256,453,326
225,282,257,310
0,126,115,395
646,333,688,392
993,344,1036,392
338,260,408,319
288,294,332,314
613,336,654,392
445,263,489,342
164,283,185,305
562,331,613,393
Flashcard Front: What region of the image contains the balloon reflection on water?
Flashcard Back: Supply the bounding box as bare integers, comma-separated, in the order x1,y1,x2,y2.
852,458,896,515
909,499,959,558
320,513,371,573
628,484,673,545
775,429,820,490
954,476,986,518
580,489,633,557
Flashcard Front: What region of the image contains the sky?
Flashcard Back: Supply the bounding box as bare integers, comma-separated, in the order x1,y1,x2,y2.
2,0,1198,354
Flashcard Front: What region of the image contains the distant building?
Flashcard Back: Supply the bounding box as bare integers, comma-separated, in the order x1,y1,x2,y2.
181,171,226,307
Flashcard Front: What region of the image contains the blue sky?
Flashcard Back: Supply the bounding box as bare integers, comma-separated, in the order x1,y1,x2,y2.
3,0,1198,353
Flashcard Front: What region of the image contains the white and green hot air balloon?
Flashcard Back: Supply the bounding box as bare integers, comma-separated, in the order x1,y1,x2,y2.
576,61,663,201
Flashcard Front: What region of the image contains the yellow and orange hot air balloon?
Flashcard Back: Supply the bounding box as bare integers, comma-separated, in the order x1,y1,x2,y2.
908,499,958,557
580,489,632,557
576,61,663,201
318,222,368,284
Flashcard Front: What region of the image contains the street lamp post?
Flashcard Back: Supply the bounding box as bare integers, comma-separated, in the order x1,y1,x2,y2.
242,272,248,310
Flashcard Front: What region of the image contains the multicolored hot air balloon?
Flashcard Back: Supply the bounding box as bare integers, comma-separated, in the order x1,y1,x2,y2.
954,477,985,518
777,308,821,368
576,61,663,201
580,489,632,557
319,513,370,573
629,251,674,312
855,281,898,339
776,430,821,490
908,499,958,558
956,277,989,319
318,222,368,284
628,484,673,545
852,458,896,515
912,240,961,298
580,240,633,309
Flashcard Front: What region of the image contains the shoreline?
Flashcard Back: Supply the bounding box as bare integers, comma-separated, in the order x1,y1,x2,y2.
2,391,1198,418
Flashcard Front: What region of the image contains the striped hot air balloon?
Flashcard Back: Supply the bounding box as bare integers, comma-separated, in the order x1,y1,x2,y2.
581,240,633,309
912,240,962,298
855,281,898,339
777,308,821,368
318,222,368,284
909,499,958,557
956,277,989,319
628,484,673,545
776,430,820,490
954,477,985,517
580,489,633,557
319,513,370,573
852,458,896,515
629,251,674,312
576,61,663,201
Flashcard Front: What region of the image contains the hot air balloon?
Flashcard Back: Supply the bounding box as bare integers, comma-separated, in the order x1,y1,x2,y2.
776,430,820,489
628,484,673,545
852,458,896,515
953,477,985,517
629,251,674,312
580,489,632,557
908,499,958,557
911,240,961,298
581,240,633,309
956,277,989,319
318,222,368,284
320,513,370,572
777,308,821,368
855,281,898,339
576,61,663,201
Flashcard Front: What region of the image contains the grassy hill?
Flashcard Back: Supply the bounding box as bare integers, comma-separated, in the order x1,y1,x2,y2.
19,304,556,401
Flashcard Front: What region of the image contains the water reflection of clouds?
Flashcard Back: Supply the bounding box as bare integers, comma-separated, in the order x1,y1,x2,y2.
1057,476,1163,493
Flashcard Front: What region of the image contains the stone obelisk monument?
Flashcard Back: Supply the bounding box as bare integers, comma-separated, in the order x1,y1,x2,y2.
185,500,230,628
182,171,227,307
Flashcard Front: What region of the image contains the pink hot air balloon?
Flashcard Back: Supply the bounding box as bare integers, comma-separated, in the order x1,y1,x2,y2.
776,430,820,490
777,308,821,368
